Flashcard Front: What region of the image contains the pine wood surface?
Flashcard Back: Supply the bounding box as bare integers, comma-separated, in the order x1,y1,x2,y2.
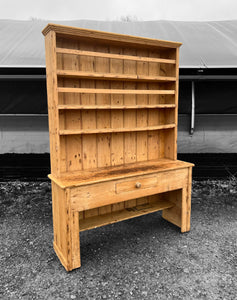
57,87,175,94
57,69,176,82
43,24,193,271
57,104,176,109
42,23,182,48
56,47,177,64
49,159,193,188
80,200,175,232
69,168,189,212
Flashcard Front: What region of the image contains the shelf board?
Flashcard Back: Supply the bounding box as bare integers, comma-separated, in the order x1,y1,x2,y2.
56,47,176,65
80,200,174,232
57,87,175,95
59,124,175,135
57,70,176,82
57,104,176,110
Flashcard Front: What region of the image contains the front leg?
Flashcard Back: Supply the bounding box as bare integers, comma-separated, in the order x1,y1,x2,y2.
52,183,81,271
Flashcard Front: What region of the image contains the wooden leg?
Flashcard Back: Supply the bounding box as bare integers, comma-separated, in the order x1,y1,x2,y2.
162,167,192,233
181,186,190,232
70,211,81,270
183,167,192,232
162,189,182,230
51,182,81,271
162,181,191,233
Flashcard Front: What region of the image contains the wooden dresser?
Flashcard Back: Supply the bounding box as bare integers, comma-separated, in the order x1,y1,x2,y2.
42,24,194,271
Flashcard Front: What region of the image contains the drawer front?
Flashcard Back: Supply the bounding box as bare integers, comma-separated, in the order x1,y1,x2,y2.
116,176,157,194
70,168,189,211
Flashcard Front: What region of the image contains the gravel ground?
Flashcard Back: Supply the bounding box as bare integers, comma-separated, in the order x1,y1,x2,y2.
0,179,237,299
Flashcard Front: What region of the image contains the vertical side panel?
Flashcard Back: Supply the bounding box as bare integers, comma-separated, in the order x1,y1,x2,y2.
95,45,112,215
78,41,99,216
123,48,137,207
62,38,83,172
174,48,180,159
148,50,160,160
95,45,111,168
136,49,149,206
110,46,124,166
44,31,60,176
57,50,67,173
124,48,137,164
136,49,148,163
164,48,179,160
80,42,97,170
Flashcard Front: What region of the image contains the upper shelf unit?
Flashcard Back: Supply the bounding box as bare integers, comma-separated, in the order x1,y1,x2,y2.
43,24,181,174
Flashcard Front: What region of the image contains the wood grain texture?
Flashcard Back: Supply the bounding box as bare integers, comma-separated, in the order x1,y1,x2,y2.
44,24,193,271
58,87,175,94
110,45,124,167
57,104,176,109
60,38,82,173
51,182,81,271
57,69,176,82
44,31,60,176
80,200,174,232
70,168,189,211
56,47,176,64
59,124,176,135
49,159,193,188
42,23,182,48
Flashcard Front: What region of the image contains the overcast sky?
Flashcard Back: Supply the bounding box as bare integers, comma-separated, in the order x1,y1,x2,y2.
0,0,237,21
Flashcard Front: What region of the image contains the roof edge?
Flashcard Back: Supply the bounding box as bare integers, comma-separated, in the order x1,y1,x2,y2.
2,65,237,69
180,65,237,69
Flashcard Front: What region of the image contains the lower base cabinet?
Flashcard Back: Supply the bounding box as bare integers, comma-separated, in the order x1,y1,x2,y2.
49,161,193,271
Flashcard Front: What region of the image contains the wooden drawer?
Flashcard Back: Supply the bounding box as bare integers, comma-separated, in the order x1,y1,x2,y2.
115,176,157,194
69,168,189,212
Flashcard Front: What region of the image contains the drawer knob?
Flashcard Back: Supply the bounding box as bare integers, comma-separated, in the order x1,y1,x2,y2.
135,182,141,188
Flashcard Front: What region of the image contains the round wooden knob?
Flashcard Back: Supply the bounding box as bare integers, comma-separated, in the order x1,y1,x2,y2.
135,182,141,188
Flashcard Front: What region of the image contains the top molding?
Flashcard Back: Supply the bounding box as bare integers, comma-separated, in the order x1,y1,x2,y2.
42,23,182,49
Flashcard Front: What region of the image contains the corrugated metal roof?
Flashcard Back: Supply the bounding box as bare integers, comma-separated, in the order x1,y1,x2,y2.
1,19,237,68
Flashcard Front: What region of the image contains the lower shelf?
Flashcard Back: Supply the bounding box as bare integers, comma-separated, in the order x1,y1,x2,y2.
79,200,174,232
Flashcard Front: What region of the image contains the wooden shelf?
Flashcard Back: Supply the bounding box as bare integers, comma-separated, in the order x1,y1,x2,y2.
57,104,176,110
56,47,176,65
57,87,175,95
57,70,176,82
59,124,176,135
79,200,175,232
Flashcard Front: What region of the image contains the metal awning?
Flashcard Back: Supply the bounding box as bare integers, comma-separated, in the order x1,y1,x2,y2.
0,19,237,68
